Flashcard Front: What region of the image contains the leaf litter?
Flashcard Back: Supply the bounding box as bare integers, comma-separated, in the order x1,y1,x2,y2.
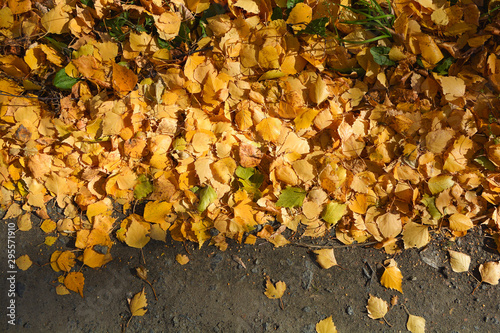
1,0,500,330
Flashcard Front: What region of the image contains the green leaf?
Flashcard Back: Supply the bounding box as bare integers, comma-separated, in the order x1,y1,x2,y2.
235,166,255,180
370,46,395,66
198,186,217,212
287,0,303,9
271,7,283,20
201,3,226,22
474,156,496,171
433,57,454,75
53,68,79,90
134,174,153,200
80,0,94,8
172,137,186,151
276,187,306,208
44,37,69,54
321,202,346,225
238,179,263,200
421,194,442,220
301,17,329,37
428,175,454,195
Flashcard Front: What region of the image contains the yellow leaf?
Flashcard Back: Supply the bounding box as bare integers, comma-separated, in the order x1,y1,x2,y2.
143,201,172,224
50,251,62,272
56,251,76,272
122,215,151,249
234,0,260,14
176,254,189,265
259,46,280,69
16,254,32,271
428,175,454,194
112,63,138,96
407,314,426,333
448,250,470,273
479,261,500,285
267,234,290,247
286,3,312,30
41,219,57,233
278,132,310,155
56,284,70,295
309,76,329,105
86,199,112,222
380,259,403,293
315,316,338,333
264,278,286,299
439,76,465,101
256,117,282,143
41,3,71,34
448,213,473,232
130,288,148,316
64,272,85,297
17,212,32,231
211,157,237,184
431,7,448,26
83,248,113,268
367,294,388,320
0,7,14,30
403,222,430,249
45,236,58,246
417,34,443,65
154,12,182,41
294,108,320,131
313,249,338,269
376,212,402,239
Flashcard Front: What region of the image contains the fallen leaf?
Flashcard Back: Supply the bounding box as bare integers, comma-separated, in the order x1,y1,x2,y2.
313,249,338,269
129,288,148,316
176,254,189,265
403,222,430,249
315,316,338,333
448,250,471,273
380,259,403,293
479,261,500,285
449,213,473,232
407,314,426,333
367,294,389,320
16,254,32,271
264,278,286,299
276,187,306,208
64,272,85,297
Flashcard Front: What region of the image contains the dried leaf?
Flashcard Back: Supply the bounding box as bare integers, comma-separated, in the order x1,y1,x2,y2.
315,316,338,333
367,295,388,320
16,254,32,271
479,261,500,285
407,314,426,333
448,250,470,273
129,288,148,316
313,249,338,269
64,272,85,297
264,278,286,299
176,254,189,265
380,259,403,293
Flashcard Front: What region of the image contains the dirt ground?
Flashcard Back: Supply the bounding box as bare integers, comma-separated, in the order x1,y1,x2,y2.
1,211,500,333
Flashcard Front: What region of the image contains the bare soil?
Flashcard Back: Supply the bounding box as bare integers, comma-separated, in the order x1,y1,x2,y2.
1,213,500,333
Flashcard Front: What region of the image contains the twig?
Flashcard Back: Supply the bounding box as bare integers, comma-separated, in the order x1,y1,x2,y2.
290,241,379,249
145,279,158,301
382,316,392,327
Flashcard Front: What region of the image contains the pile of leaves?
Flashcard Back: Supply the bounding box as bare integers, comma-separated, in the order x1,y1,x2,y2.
2,0,500,302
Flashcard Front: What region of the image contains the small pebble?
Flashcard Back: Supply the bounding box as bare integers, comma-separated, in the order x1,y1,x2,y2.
346,306,354,315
